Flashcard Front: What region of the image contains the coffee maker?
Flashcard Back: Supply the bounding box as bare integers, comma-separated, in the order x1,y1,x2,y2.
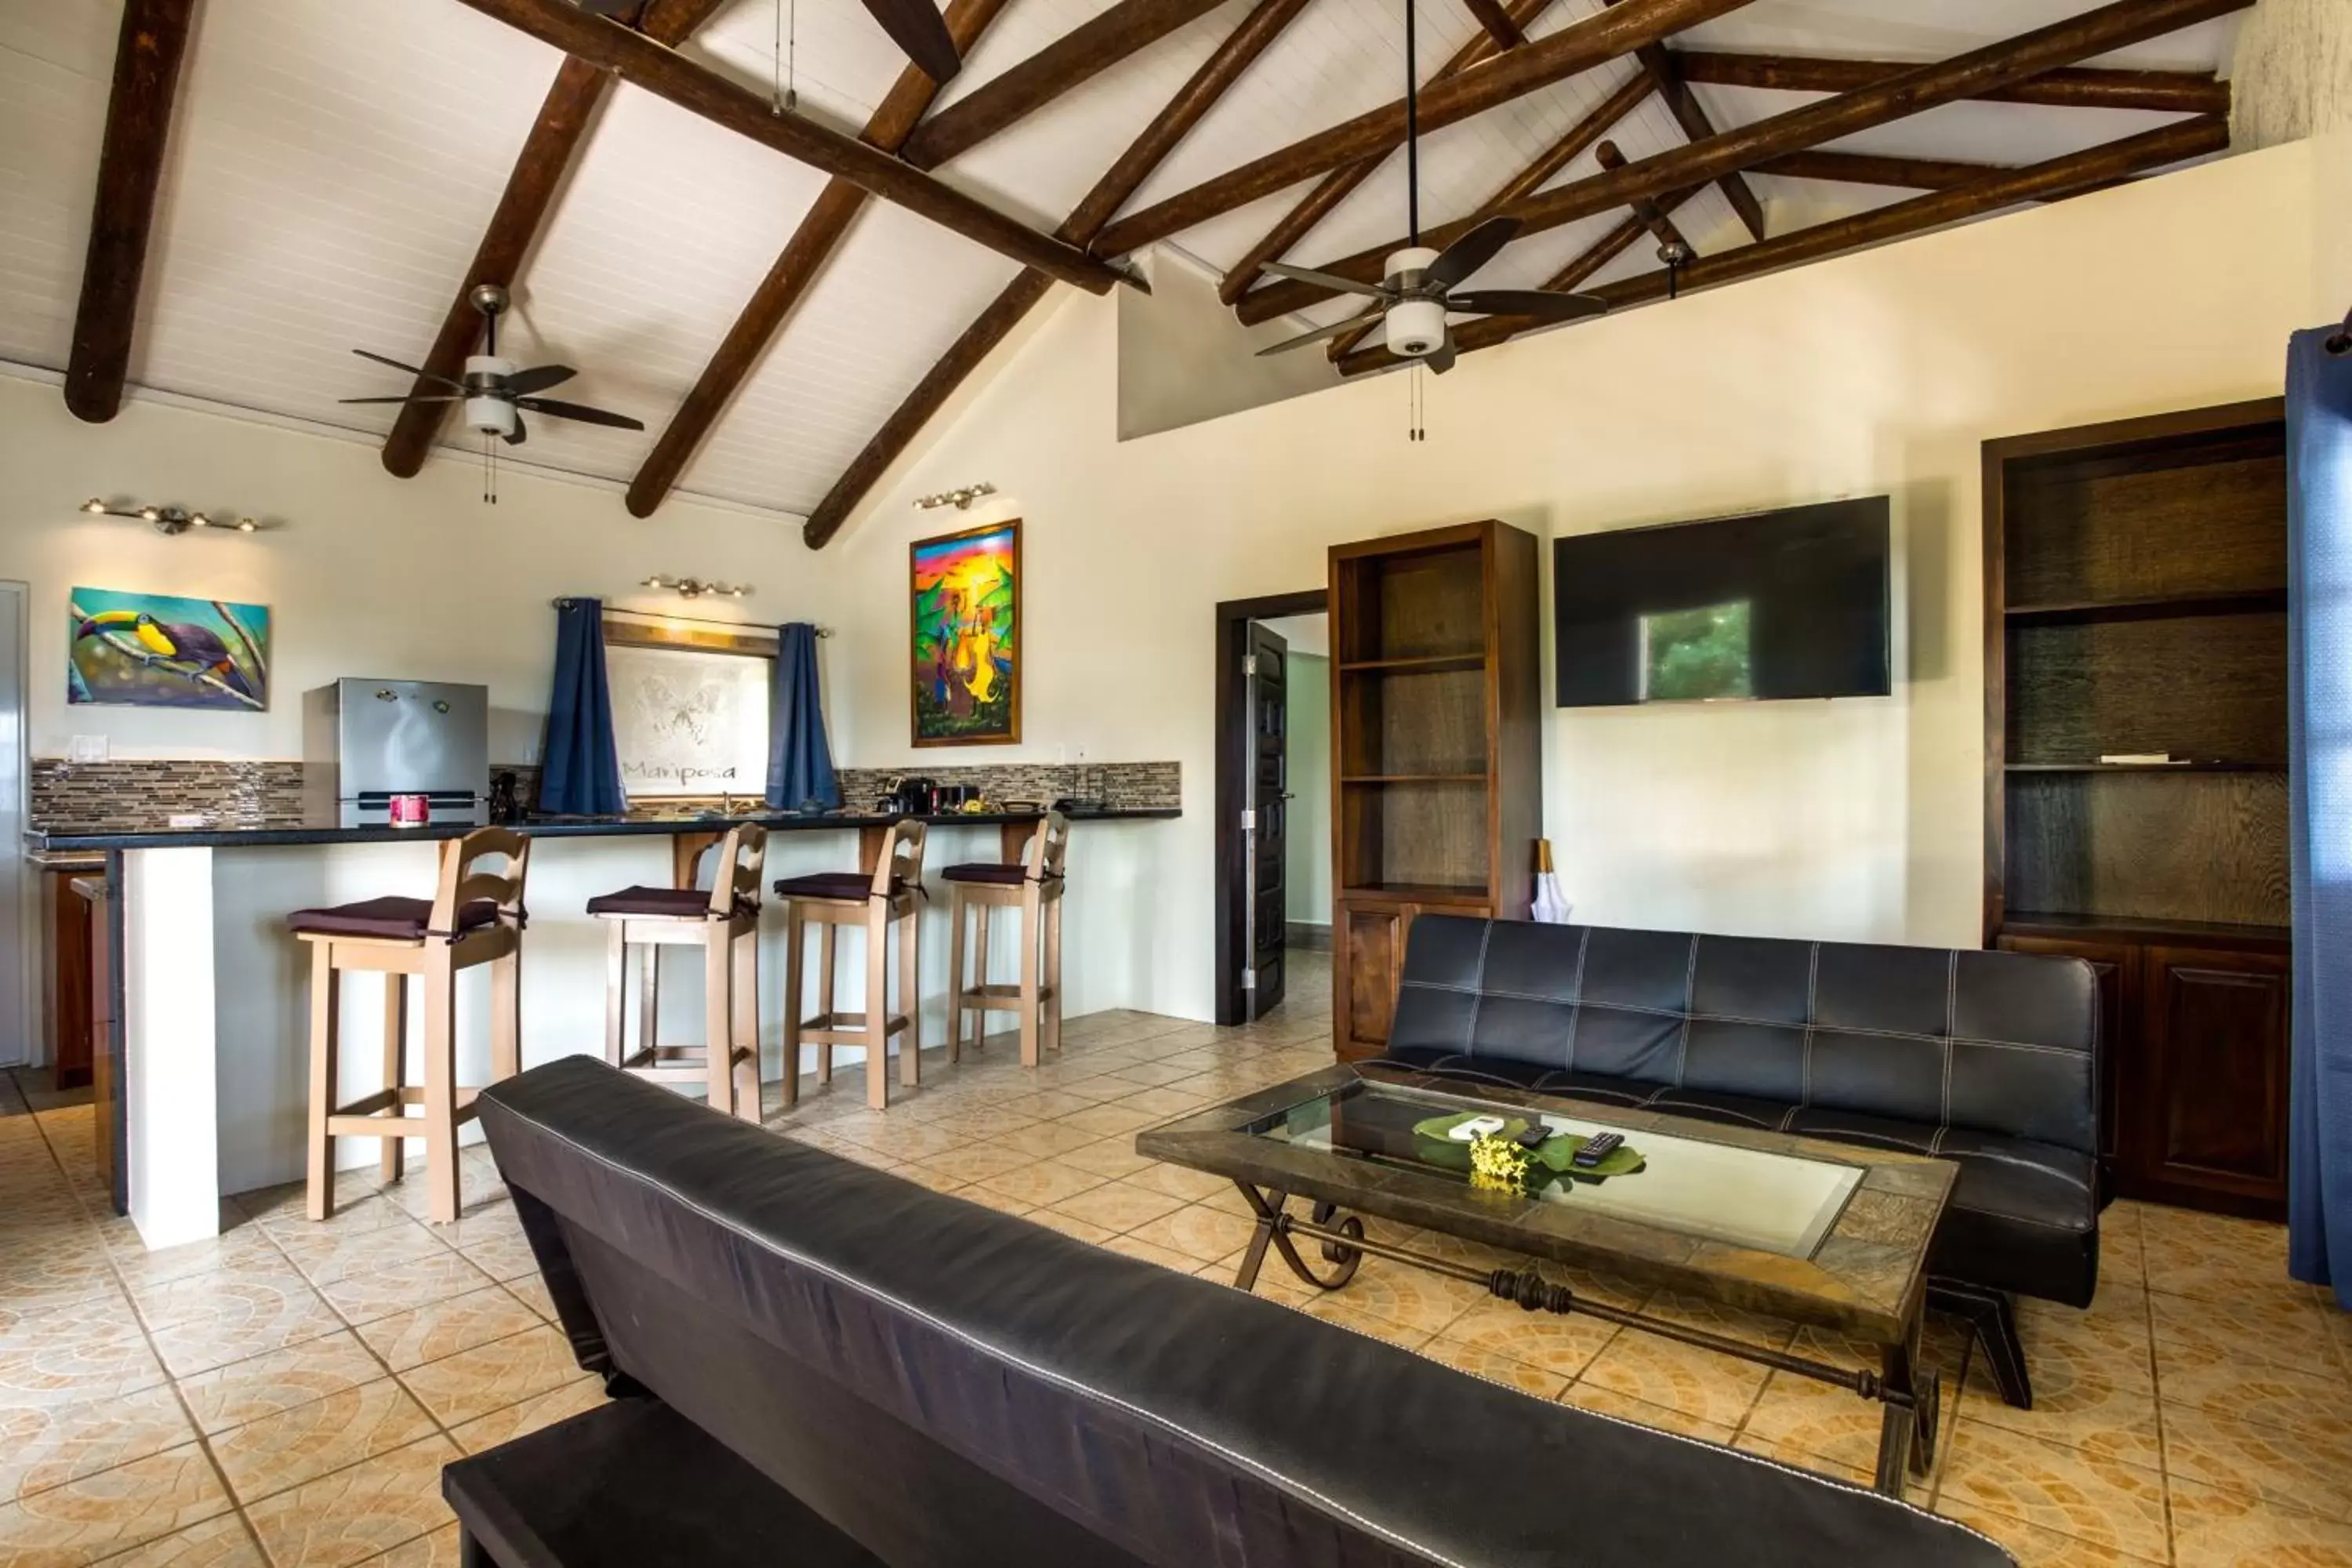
879,775,937,815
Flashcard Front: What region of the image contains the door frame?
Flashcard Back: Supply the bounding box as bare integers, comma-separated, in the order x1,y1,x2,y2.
0,580,28,1067
1212,589,1327,1025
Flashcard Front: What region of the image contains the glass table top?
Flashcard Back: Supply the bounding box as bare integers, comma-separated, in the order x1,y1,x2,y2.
1250,1078,1865,1260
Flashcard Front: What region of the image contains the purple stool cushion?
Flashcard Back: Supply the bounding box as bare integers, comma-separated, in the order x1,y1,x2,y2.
773,873,904,903
286,895,505,942
941,863,1045,887
587,886,724,919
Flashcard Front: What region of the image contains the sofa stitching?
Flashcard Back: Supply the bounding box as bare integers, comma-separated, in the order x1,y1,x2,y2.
488,1094,1995,1553
1463,922,1494,1065
1941,953,1958,1132
1562,927,1591,1075
1392,982,2088,1058
1674,935,1699,1089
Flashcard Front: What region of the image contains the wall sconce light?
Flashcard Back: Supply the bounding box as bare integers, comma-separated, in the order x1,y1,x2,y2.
81,499,270,535
913,481,996,511
642,575,753,600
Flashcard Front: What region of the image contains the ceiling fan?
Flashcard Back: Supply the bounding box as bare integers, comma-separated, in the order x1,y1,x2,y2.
341,284,644,448
1254,0,1606,374
575,0,960,83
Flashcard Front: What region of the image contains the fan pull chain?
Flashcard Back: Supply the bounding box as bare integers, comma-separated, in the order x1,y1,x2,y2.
1408,363,1425,442
772,0,797,114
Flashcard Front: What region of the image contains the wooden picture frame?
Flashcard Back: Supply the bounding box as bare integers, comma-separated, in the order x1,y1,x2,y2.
598,608,775,797
910,518,1021,748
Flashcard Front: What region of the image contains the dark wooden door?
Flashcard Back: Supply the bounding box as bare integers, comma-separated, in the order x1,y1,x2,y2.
1244,622,1290,1018
2140,944,2291,1216
1996,934,2135,1196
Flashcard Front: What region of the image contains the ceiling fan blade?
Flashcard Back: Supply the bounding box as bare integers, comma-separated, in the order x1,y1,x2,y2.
337,394,463,405
863,0,960,82
1446,288,1609,324
1255,260,1391,300
504,415,528,447
351,347,466,391
1423,216,1523,294
1425,331,1457,376
503,364,577,396
514,396,645,430
1256,307,1386,357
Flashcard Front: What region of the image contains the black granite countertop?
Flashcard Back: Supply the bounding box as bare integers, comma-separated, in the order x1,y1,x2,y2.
24,805,1179,854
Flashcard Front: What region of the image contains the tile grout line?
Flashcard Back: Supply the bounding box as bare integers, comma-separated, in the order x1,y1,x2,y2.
12,1068,274,1566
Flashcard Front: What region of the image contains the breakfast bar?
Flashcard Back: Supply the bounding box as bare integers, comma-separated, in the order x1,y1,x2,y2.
26,805,1178,1248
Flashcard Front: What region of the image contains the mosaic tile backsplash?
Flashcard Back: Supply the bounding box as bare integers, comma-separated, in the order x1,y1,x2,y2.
29,758,1181,833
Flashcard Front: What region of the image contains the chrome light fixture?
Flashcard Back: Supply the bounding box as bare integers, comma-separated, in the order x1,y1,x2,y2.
81,498,269,535
643,575,753,600
913,481,996,511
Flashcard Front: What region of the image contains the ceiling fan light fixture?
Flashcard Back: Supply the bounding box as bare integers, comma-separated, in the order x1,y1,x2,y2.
1385,296,1447,359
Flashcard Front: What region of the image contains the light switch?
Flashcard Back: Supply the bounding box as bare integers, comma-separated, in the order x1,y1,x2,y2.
69,735,107,763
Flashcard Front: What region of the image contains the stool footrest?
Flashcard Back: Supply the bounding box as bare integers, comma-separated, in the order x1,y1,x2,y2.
798,1009,909,1044
325,1090,477,1141
956,982,1060,1010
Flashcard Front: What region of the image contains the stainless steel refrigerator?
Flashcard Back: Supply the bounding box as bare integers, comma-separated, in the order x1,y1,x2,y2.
303,679,490,827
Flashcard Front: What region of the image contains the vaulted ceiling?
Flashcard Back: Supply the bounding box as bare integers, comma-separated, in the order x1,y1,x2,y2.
2,0,2249,543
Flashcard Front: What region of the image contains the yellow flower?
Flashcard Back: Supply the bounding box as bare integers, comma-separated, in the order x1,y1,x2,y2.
1468,1133,1532,1192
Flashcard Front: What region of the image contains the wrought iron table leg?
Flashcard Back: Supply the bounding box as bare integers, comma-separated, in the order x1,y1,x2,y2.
1231,1184,1361,1291
1874,1316,1939,1495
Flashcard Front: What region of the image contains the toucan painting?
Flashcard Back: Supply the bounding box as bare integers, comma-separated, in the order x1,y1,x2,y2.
68,588,270,711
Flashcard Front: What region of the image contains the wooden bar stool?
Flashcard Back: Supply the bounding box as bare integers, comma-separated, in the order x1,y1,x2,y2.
588,825,766,1123
946,811,1067,1068
288,827,531,1225
775,822,926,1112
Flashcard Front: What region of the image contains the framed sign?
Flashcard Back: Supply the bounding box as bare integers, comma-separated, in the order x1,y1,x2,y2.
69,587,270,710
603,615,771,796
911,519,1019,747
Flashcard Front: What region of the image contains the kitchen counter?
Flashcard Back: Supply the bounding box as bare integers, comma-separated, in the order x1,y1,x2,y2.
24,804,1178,854
50,801,1181,1250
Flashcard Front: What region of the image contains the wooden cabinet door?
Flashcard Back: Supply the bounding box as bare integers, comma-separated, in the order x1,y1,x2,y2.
2140,944,2290,1216
1996,935,2135,1189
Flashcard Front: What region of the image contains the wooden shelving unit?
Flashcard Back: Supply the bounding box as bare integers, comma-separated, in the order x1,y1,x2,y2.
1984,397,2291,1219
1328,520,1542,1061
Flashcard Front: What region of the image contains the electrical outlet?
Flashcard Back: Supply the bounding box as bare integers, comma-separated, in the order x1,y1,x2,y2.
69,735,107,763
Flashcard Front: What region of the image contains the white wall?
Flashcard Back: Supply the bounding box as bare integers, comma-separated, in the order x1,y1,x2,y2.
811,139,2329,1020
0,376,828,764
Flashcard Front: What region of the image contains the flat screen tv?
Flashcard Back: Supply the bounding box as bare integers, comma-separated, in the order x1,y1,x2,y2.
1554,496,1890,707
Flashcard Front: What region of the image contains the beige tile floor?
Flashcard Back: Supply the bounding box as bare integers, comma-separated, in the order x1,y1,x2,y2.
4,950,2349,1566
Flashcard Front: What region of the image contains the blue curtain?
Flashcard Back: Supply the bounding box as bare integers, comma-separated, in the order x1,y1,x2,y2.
539,597,626,815
767,622,840,811
2288,328,2352,1308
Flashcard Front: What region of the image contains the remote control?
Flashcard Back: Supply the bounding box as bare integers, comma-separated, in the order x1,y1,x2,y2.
1515,1125,1552,1151
1571,1131,1624,1169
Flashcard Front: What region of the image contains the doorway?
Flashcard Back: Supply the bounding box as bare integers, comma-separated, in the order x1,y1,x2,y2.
1212,590,1328,1026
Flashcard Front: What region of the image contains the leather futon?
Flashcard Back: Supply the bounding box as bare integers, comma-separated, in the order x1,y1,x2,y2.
452,1057,2013,1567
1379,915,2102,1409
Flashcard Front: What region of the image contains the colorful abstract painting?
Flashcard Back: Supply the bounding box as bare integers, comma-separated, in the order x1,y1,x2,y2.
68,588,270,711
911,521,1018,746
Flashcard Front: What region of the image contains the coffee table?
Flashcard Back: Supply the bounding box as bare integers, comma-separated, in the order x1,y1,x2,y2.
1135,1063,1959,1497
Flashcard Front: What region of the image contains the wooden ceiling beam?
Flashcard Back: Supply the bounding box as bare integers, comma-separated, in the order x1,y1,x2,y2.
1338,114,2228,376
64,0,197,424
1216,0,1556,306
1594,138,1691,252
1316,66,1657,361
1237,0,2252,325
1631,42,1765,240
803,0,1314,549
900,0,1232,169
1675,50,2230,114
451,0,1126,292
1091,0,1765,260
1459,0,1527,49
624,0,1013,518
1754,149,2013,191
1540,182,1706,292
382,0,725,477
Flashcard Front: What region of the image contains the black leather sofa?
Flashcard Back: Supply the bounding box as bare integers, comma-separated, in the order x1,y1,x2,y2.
452,1057,2013,1567
1379,916,2102,1409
